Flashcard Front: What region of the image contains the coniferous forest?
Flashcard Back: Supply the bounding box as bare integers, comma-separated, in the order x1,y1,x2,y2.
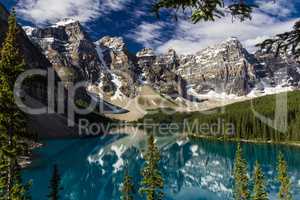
139,91,300,142
0,11,32,199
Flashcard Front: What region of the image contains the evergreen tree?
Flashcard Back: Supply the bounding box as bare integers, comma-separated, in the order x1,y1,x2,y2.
121,168,134,200
140,135,164,200
153,0,256,23
252,161,268,200
47,165,63,200
233,143,250,200
0,9,30,199
9,160,31,200
277,152,293,200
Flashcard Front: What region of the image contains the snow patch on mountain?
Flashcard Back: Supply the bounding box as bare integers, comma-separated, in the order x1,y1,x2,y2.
188,82,294,101
99,36,125,52
42,37,55,43
52,18,77,27
111,74,125,100
23,26,36,36
248,83,294,98
188,88,240,101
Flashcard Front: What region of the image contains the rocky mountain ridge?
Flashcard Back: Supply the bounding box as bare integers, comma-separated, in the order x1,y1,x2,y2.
23,19,300,102
178,38,259,95
24,19,102,87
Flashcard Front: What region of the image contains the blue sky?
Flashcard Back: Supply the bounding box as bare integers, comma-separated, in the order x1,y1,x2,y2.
1,0,300,54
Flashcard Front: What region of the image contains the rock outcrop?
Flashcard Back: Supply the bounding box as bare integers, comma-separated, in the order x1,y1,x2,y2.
24,19,102,87
255,50,300,87
137,48,186,97
177,38,264,95
95,36,138,97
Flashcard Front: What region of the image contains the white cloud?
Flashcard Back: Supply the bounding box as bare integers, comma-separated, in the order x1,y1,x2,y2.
256,0,295,17
129,0,298,55
16,0,129,25
127,22,165,48
156,12,298,54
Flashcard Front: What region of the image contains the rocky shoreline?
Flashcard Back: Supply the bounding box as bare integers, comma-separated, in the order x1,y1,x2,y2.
188,134,300,148
19,141,43,168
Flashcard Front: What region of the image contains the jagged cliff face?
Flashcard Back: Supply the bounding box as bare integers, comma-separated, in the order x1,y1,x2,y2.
23,20,300,100
137,48,186,97
255,50,300,88
24,19,102,87
177,38,263,95
94,36,138,97
96,36,136,71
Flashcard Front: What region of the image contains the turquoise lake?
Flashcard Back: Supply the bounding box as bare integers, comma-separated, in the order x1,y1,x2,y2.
23,132,300,200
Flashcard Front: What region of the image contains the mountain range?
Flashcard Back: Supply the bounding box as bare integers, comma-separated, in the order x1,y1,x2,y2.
23,18,300,96
1,2,300,124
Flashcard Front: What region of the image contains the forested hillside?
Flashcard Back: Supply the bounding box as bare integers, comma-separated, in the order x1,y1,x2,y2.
138,91,300,142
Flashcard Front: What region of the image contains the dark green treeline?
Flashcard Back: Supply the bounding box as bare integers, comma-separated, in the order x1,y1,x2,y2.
139,91,300,142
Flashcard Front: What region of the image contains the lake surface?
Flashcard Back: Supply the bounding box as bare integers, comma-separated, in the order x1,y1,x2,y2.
23,132,300,200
